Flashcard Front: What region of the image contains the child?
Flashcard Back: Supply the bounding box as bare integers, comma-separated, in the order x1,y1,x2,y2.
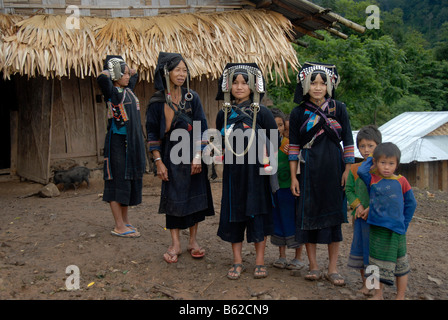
346,125,382,295
358,142,417,300
270,108,305,271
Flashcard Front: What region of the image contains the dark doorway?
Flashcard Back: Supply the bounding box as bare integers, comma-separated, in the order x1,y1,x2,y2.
0,74,16,170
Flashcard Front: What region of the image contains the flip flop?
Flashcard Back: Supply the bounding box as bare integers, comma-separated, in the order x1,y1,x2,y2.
187,247,205,259
110,229,140,238
126,224,137,230
163,247,181,264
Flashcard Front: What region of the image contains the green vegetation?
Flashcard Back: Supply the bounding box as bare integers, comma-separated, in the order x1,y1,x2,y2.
267,0,448,129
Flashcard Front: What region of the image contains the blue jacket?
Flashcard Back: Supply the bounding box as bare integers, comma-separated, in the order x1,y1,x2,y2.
358,156,417,235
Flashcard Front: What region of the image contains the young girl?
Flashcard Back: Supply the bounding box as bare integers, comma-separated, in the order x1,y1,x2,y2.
289,62,354,285
270,108,304,271
358,142,417,300
97,55,146,238
215,63,278,280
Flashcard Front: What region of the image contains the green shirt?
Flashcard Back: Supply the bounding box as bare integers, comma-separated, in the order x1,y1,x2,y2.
345,161,370,216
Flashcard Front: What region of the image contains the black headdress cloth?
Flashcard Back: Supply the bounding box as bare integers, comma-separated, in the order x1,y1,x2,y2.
215,62,265,102
153,52,189,91
293,61,340,104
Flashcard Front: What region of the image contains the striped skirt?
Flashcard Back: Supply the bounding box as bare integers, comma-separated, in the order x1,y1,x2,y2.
368,225,410,286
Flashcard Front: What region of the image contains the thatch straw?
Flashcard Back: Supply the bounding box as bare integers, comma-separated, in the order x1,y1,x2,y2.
0,9,300,81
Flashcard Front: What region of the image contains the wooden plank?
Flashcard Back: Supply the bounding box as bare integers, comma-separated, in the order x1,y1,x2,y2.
16,76,53,184
91,76,105,164
9,110,18,176
50,78,67,155
78,77,97,154
59,76,97,156
440,161,448,191
191,77,220,129
416,162,430,190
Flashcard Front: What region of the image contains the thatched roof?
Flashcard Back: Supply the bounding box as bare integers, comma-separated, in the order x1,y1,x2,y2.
0,9,299,82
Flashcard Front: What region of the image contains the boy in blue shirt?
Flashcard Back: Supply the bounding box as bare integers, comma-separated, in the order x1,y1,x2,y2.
358,142,417,300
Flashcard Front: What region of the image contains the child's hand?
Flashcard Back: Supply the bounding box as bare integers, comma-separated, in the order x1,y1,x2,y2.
355,204,365,219
358,207,369,220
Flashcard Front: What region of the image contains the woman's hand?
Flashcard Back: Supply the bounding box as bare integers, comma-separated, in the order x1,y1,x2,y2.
191,155,202,175
156,161,169,181
341,163,351,189
290,177,301,197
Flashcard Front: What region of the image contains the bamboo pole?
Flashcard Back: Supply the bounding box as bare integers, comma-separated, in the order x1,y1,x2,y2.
298,0,366,34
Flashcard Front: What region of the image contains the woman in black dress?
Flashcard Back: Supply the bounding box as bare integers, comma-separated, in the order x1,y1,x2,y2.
289,62,355,285
146,52,214,263
216,63,278,279
97,55,146,238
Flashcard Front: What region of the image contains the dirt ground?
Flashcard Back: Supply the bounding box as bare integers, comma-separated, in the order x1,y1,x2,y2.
0,172,447,302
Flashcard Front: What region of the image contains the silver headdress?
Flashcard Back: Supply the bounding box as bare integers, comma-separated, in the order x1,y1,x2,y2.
218,63,265,157
220,64,265,113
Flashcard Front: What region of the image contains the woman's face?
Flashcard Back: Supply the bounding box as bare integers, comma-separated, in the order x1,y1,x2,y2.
231,74,251,102
115,65,130,88
308,73,327,101
169,60,188,87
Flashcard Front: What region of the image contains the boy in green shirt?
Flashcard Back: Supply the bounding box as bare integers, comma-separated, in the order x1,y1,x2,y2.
346,125,382,295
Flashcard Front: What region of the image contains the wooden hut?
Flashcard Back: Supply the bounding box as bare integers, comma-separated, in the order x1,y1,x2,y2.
0,0,365,184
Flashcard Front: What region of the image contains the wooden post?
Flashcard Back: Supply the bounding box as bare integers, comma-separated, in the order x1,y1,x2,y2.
442,161,448,191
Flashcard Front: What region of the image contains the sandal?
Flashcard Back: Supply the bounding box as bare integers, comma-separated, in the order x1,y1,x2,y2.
325,272,345,286
273,257,287,269
110,229,141,238
187,246,205,259
227,264,245,280
305,269,322,281
163,247,181,264
254,265,268,279
286,258,306,270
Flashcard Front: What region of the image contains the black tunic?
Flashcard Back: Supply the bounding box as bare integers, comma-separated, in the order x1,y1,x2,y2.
289,99,354,233
146,88,214,221
215,100,278,225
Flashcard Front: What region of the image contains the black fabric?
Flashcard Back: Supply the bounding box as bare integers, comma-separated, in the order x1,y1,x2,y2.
217,212,274,243
146,88,214,219
289,99,353,231
215,100,278,223
97,67,146,181
103,134,142,206
153,52,189,91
